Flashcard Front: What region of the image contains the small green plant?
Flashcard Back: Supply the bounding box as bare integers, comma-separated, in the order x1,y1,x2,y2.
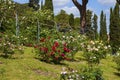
79,66,104,80
60,66,104,80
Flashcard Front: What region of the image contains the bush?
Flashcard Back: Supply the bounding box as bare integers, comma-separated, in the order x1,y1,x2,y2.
34,36,72,64
81,40,111,65
60,66,104,80
0,33,24,58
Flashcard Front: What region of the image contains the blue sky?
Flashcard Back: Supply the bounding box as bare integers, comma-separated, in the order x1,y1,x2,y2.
13,0,116,32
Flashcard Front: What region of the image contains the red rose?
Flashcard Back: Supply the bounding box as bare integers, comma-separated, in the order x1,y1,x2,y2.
54,41,59,47
40,38,45,42
52,46,56,52
61,53,65,57
63,43,67,47
64,47,70,52
50,51,54,55
40,47,48,53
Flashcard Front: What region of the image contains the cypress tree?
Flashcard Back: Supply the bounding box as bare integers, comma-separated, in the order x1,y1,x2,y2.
86,10,92,29
69,13,74,29
109,3,120,54
93,14,98,39
44,0,53,12
86,10,94,39
100,11,107,41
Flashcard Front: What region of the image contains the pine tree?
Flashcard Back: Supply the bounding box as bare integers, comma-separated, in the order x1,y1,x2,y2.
93,14,98,39
100,11,107,41
109,3,120,54
69,13,74,29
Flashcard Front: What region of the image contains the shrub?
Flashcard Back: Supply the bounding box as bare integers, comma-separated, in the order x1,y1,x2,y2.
0,33,24,58
81,40,111,65
60,66,104,80
34,36,72,64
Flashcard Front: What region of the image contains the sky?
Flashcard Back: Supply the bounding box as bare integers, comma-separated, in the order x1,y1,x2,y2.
13,0,116,32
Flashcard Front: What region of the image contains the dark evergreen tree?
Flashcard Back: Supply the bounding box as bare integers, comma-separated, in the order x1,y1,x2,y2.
100,11,107,41
44,0,54,18
86,10,92,28
29,0,40,10
69,13,74,29
109,3,120,54
86,10,94,39
93,14,98,39
44,0,53,11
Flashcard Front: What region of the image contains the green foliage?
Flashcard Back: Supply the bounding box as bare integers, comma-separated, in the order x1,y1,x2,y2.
34,29,72,64
55,10,69,29
43,0,54,18
93,14,98,39
69,13,74,29
0,0,15,32
80,66,104,80
0,33,24,58
74,17,80,29
81,40,111,65
60,66,104,80
109,3,120,54
86,10,95,40
100,11,107,41
86,10,92,28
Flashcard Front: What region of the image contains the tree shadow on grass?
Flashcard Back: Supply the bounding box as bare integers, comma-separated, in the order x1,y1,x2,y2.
0,54,23,59
34,57,68,66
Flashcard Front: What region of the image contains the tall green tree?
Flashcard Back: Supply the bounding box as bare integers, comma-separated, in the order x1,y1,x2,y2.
86,10,94,39
86,10,92,30
109,3,120,54
69,13,74,29
44,0,53,11
29,0,40,10
92,14,98,39
44,0,54,17
55,10,69,29
100,11,107,41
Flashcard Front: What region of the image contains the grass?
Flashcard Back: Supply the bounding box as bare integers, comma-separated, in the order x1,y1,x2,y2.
0,47,120,80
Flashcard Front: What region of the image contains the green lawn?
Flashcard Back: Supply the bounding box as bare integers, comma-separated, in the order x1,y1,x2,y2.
0,47,120,80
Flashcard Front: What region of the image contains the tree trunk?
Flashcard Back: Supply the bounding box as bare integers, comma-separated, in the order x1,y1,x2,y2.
72,0,88,34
